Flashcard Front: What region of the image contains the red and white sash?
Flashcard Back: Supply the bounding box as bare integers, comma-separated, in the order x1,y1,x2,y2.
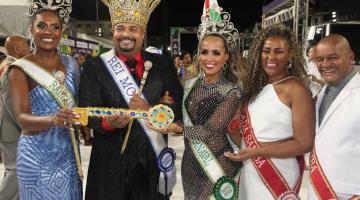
241,106,305,199
310,147,358,200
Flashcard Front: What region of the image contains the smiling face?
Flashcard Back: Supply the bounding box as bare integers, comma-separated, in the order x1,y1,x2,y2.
199,35,229,83
315,37,354,86
182,53,192,65
31,10,62,51
261,36,292,82
112,22,145,58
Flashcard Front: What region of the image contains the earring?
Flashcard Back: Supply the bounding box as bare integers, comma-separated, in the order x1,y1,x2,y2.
287,61,292,69
222,63,228,75
199,66,205,77
30,38,36,50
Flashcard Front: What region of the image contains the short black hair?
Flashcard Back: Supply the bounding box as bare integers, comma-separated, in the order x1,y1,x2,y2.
180,50,191,60
0,52,6,63
30,8,62,28
306,40,317,55
172,54,180,60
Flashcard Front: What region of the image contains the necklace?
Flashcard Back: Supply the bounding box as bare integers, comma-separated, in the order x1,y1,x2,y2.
271,76,293,85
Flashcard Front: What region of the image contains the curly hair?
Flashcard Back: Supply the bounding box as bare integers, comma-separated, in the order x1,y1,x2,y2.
193,33,246,84
242,24,307,103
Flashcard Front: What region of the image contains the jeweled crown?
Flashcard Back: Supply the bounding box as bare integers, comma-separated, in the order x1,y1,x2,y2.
27,0,72,23
102,0,161,29
197,4,239,51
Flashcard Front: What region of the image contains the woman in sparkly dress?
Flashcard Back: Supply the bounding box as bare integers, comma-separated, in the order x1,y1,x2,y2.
6,5,82,200
149,6,245,199
180,33,242,199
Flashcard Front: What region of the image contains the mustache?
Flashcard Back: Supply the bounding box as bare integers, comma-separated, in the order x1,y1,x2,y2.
119,36,136,42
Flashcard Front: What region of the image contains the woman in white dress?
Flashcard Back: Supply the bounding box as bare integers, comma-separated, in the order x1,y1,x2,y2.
226,24,315,200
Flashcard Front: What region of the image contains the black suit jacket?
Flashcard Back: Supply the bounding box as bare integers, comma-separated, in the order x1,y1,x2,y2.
79,50,183,200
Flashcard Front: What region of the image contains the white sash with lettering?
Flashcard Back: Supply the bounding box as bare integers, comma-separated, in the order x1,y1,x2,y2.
183,76,236,200
100,49,176,195
10,58,75,108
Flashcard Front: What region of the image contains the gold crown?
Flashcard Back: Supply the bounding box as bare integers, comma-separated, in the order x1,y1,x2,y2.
102,0,161,29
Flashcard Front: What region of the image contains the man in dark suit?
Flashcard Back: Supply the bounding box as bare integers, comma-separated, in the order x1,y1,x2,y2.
78,1,183,200
0,35,31,200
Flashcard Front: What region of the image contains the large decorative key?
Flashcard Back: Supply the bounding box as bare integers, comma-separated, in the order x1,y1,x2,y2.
73,104,174,129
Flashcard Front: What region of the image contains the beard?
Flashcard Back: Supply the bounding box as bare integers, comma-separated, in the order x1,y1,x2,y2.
117,36,136,53
118,46,134,52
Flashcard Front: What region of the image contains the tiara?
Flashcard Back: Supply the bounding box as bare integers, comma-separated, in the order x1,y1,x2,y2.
102,0,161,29
27,0,72,23
197,4,239,51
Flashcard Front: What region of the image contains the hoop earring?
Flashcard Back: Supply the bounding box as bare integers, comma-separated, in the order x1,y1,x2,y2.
222,63,228,75
30,38,36,51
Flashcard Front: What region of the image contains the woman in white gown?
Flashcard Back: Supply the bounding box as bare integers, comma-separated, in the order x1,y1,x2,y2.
226,24,315,200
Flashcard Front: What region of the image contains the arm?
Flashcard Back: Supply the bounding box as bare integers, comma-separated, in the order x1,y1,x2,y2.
227,108,242,146
226,82,315,160
8,67,75,132
184,88,241,142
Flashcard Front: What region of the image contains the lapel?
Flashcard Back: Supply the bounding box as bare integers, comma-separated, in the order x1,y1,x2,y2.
315,86,326,131
318,72,360,131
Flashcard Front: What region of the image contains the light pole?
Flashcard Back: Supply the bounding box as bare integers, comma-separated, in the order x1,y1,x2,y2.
96,0,99,36
294,0,300,38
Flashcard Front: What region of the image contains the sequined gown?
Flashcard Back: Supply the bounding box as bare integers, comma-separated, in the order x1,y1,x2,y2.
16,55,82,200
182,77,241,200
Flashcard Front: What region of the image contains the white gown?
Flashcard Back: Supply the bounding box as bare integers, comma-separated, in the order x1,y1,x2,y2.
238,84,301,200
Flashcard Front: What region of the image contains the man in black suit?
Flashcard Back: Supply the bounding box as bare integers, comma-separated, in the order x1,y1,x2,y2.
78,1,183,200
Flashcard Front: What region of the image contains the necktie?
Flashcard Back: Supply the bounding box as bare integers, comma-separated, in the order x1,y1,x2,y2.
318,86,337,125
125,59,140,85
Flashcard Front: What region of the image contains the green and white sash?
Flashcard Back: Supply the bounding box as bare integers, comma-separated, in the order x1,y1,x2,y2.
10,58,75,108
183,76,238,200
100,49,176,195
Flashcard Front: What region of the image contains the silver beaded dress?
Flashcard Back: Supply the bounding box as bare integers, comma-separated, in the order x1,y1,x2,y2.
182,76,241,200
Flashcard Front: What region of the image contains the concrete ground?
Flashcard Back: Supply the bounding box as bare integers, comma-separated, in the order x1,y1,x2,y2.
0,134,310,199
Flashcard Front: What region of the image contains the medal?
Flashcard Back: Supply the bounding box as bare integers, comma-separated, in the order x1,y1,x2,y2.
279,191,299,200
157,147,176,172
213,176,238,200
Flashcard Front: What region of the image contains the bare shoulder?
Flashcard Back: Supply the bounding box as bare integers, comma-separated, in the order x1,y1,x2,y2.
286,77,312,100
8,66,27,84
